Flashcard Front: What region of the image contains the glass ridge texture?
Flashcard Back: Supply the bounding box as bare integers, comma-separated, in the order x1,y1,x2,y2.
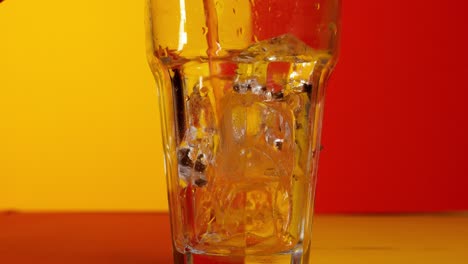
145,0,341,263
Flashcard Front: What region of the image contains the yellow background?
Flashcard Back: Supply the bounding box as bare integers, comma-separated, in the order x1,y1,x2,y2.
0,0,168,211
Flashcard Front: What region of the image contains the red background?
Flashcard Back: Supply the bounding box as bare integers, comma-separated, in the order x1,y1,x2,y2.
316,0,468,213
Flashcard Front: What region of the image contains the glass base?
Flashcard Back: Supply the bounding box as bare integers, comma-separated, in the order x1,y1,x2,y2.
173,247,309,264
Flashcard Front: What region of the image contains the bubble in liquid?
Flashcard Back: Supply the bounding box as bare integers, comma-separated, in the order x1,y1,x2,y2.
178,148,194,168
194,154,207,173
195,178,208,187
274,139,284,151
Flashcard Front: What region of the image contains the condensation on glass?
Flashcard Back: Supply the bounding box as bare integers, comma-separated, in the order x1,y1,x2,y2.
145,0,340,263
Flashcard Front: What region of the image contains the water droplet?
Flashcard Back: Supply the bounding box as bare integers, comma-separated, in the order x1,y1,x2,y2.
314,3,320,10
202,26,208,36
329,23,338,34
232,8,236,14
237,27,244,36
295,122,303,130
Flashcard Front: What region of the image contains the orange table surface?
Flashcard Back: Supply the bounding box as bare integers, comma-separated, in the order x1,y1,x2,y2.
0,212,467,263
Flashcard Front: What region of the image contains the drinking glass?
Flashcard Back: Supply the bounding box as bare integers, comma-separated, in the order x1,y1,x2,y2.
145,0,341,263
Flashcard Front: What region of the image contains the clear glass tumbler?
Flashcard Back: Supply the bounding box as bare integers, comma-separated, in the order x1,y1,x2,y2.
145,0,341,263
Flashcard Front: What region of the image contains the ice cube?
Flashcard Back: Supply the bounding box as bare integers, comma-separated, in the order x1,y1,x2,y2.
177,83,218,185
287,62,315,92
230,105,247,143
267,62,290,95
178,146,210,185
233,78,265,95
234,34,319,63
263,107,292,151
274,185,292,238
245,182,278,238
221,91,263,145
187,85,216,133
